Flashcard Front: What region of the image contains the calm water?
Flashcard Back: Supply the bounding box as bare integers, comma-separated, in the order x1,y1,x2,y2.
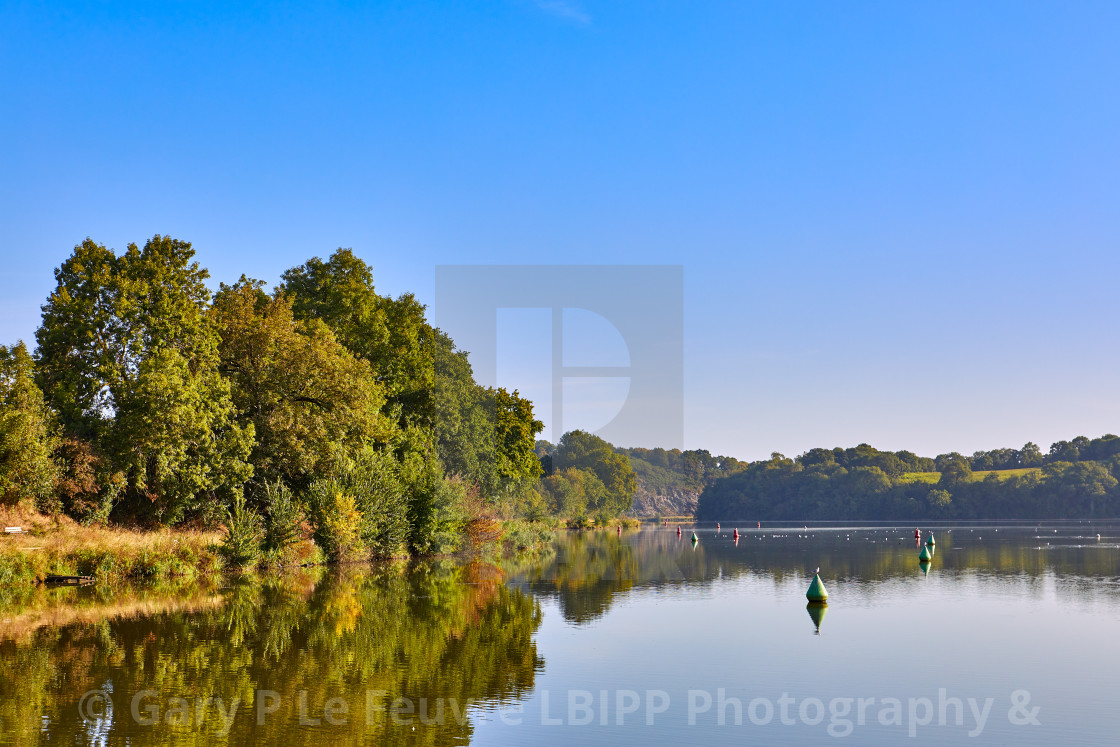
2,522,1119,745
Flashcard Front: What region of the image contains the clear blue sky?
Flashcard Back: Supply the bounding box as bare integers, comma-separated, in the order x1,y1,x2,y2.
3,1,1118,461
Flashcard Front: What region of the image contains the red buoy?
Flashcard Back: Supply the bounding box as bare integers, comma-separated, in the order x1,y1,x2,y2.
733,529,739,539
677,526,682,537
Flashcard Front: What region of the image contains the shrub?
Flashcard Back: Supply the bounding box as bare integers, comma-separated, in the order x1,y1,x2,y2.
346,449,409,557
261,480,305,557
307,480,364,562
402,455,467,556
220,492,264,567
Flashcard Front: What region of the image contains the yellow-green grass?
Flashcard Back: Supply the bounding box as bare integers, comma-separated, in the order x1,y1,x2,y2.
900,472,941,484
970,468,1041,480
900,468,1042,484
0,507,224,586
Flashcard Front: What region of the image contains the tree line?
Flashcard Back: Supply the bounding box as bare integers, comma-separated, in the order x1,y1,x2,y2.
0,237,554,561
697,439,1120,521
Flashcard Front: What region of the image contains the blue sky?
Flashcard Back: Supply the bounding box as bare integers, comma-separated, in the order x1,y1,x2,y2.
2,1,1118,460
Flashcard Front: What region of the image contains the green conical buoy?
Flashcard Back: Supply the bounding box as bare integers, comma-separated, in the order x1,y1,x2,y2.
806,572,828,602
691,532,698,542
918,545,932,561
919,559,931,574
925,533,935,546
807,602,828,633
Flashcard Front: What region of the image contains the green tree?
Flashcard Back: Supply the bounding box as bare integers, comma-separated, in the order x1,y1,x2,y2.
35,236,253,524
0,341,58,507
554,430,636,515
277,249,386,363
926,488,953,512
211,278,392,487
1019,441,1044,467
539,467,609,519
938,454,973,488
1046,461,1118,517
281,250,543,508
279,250,436,426
488,387,545,498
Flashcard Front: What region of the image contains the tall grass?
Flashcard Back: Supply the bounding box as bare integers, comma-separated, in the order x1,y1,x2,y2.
0,507,223,585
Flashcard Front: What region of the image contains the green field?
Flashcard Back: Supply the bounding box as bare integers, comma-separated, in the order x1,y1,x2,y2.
900,468,1042,484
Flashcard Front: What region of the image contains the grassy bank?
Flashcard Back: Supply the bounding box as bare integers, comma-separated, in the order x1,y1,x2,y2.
0,508,561,587
0,507,224,586
562,516,643,531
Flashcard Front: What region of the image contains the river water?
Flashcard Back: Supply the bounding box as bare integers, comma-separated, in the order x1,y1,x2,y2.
2,522,1118,745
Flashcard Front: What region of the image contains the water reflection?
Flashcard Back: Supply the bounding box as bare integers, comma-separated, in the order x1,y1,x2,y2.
509,523,1120,624
3,523,1120,745
805,602,827,635
0,561,542,745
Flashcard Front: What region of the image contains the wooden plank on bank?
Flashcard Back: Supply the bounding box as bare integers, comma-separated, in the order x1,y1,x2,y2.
44,575,96,586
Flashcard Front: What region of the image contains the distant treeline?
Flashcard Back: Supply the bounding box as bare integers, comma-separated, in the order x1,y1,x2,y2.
620,447,746,492
697,438,1120,521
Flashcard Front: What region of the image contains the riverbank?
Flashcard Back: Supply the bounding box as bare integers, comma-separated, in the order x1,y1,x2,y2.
0,507,225,587
0,507,567,586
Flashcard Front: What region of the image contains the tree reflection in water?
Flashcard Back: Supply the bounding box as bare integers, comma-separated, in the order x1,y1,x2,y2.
0,561,542,746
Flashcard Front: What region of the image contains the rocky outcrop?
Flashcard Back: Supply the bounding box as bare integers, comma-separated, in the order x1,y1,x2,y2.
628,485,701,517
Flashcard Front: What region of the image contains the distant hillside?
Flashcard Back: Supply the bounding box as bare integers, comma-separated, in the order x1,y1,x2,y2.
619,447,745,517
697,436,1120,521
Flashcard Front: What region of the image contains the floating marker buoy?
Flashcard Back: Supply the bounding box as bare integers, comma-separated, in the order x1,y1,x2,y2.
919,545,932,561
691,532,698,542
925,533,935,546
733,529,739,539
717,522,721,531
757,522,761,528
806,571,828,602
677,526,682,537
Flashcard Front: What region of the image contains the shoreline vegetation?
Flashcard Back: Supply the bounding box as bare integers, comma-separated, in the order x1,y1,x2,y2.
2,236,1118,587
0,506,640,587
1,237,646,585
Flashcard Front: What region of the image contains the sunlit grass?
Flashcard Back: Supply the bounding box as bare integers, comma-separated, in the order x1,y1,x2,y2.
0,506,224,585
899,468,1042,484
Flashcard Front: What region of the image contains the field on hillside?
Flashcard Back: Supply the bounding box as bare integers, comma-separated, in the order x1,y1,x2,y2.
900,468,1042,484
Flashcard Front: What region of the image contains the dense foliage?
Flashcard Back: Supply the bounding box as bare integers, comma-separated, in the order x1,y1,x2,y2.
3,237,547,562
697,439,1120,520
620,445,747,510
530,431,638,522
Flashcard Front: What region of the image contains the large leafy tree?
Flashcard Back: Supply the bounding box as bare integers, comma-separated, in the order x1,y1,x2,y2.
432,334,543,501
554,430,637,515
211,277,393,488
0,341,58,507
489,387,544,497
280,251,437,431
280,249,544,504
35,236,253,524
